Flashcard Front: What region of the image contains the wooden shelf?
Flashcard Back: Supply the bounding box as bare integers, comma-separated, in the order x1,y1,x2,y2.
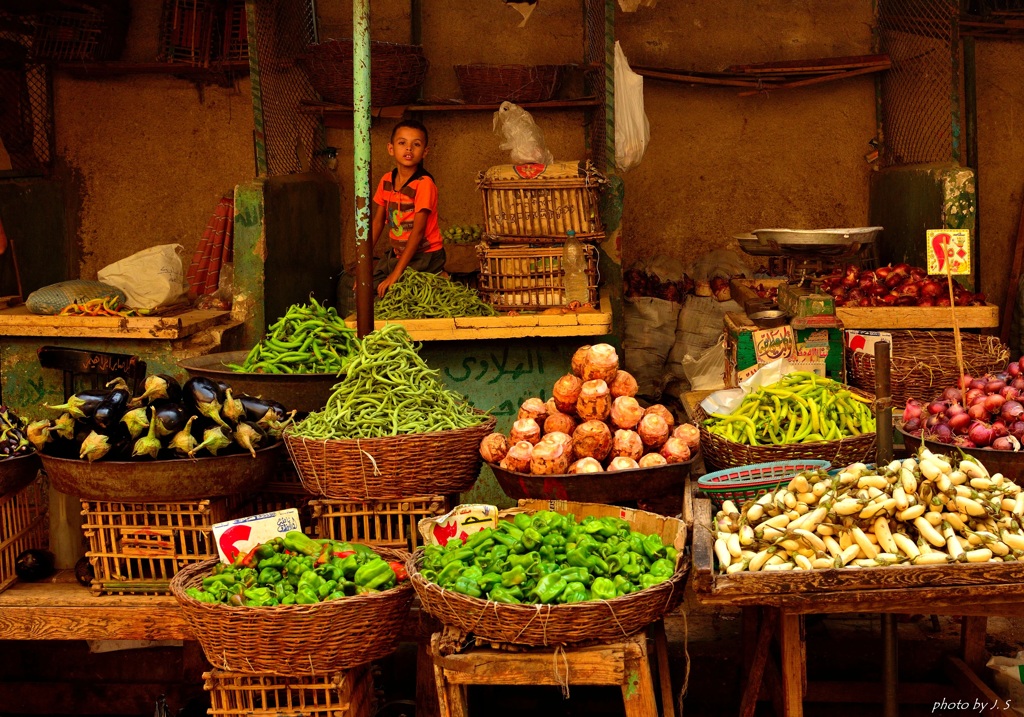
0,571,190,641
0,307,232,340
836,303,1000,330
57,61,249,85
301,97,601,127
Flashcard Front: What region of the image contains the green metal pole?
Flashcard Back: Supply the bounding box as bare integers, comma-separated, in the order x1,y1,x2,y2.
353,0,374,336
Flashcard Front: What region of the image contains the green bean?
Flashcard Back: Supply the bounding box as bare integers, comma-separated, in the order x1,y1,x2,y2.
374,270,496,320
233,299,358,375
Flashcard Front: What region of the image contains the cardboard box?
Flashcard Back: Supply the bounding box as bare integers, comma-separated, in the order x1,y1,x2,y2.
724,312,844,387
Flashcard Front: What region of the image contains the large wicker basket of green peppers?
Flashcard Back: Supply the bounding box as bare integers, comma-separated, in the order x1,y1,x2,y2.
170,533,414,674
407,500,687,647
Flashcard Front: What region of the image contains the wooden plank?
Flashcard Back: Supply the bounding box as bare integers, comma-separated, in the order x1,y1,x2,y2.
632,66,764,88
453,315,543,329
302,98,601,115
441,644,628,686
777,612,804,717
739,609,776,717
695,583,1024,612
0,606,191,640
945,656,1018,716
836,303,1000,329
622,638,658,717
690,496,716,594
651,620,675,717
0,307,230,339
960,616,989,675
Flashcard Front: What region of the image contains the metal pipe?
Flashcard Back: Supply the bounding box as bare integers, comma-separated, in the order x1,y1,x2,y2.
963,33,980,293
411,0,422,45
875,340,893,465
353,0,374,337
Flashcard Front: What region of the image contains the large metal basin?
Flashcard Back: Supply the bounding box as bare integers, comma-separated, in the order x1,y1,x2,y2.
178,351,342,413
490,456,694,504
0,452,41,495
40,442,283,501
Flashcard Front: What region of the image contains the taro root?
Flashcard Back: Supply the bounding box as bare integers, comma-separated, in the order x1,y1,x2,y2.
581,344,619,383
572,420,612,462
609,370,639,399
571,345,592,378
607,456,640,471
553,374,583,414
510,418,541,445
638,413,670,449
539,430,573,452
659,437,691,464
644,404,675,429
672,423,701,450
569,457,604,474
610,396,644,430
576,380,611,422
639,452,668,468
530,439,571,475
501,440,534,473
544,411,577,436
610,429,644,462
518,397,549,424
479,432,510,463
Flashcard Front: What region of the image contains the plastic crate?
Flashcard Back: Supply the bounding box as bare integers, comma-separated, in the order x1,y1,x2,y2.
0,475,49,593
476,244,599,311
311,495,450,551
205,667,375,717
81,494,250,596
697,460,832,508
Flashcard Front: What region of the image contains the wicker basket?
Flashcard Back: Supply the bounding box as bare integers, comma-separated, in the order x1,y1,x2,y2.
476,244,600,311
312,495,450,551
297,39,428,107
479,176,605,241
170,548,415,674
694,389,878,472
284,415,496,500
408,500,687,647
455,64,562,104
846,330,1009,407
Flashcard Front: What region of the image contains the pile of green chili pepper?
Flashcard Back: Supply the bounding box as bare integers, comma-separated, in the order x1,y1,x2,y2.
184,531,406,607
420,511,679,605
226,298,358,375
292,324,486,439
375,270,496,320
704,371,875,446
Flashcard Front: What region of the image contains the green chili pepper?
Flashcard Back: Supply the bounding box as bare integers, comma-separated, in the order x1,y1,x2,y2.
477,572,502,593
557,567,591,585
436,560,465,586
353,558,396,591
501,565,527,587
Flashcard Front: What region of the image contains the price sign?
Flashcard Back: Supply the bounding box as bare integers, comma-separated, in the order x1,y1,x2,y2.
926,229,971,276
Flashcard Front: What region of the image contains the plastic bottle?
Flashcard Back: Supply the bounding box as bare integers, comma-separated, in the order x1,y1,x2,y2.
562,230,588,305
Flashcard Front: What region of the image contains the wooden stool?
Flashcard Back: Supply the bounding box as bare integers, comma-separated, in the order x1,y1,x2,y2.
430,622,674,717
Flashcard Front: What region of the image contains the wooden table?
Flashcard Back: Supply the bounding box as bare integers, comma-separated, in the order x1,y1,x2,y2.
691,494,1023,716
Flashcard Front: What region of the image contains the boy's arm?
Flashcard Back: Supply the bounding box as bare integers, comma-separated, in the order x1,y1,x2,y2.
377,209,430,297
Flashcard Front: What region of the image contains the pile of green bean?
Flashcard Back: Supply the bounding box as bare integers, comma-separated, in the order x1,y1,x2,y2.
375,270,496,319
226,298,358,375
292,324,486,439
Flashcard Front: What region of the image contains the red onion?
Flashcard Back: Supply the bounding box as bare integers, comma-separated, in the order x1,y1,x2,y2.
968,403,989,421
1013,378,1024,391
917,298,935,307
936,297,951,307
965,388,984,405
993,420,1009,438
968,421,993,447
941,387,963,403
876,265,892,279
928,401,948,415
932,423,954,443
903,417,922,433
1002,386,1020,401
1010,421,1024,439
902,399,923,422
925,414,942,429
921,280,944,298
987,380,1007,394
984,394,1006,414
909,266,927,281
945,403,965,418
1009,362,1021,378
948,412,970,434
971,393,988,407
992,436,1014,451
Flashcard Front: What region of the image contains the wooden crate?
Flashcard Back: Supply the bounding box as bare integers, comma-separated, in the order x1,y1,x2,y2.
205,667,374,717
477,244,599,311
479,177,605,242
81,494,249,596
835,303,1000,329
0,476,49,593
311,495,449,551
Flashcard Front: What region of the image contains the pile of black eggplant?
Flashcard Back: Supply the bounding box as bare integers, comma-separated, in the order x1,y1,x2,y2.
30,375,295,462
0,406,33,459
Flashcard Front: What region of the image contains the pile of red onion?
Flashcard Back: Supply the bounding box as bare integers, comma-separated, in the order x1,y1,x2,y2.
901,360,1024,450
820,263,986,308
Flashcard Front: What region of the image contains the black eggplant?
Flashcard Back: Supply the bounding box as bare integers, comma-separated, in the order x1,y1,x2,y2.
212,380,231,400
130,374,182,407
238,394,288,424
131,409,163,459
80,430,113,462
222,389,245,425
92,388,131,430
233,420,266,458
183,377,230,429
121,406,150,440
151,400,188,438
189,425,231,458
44,389,112,421
169,416,198,457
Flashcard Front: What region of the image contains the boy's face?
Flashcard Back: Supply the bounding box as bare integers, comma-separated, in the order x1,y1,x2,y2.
388,127,428,170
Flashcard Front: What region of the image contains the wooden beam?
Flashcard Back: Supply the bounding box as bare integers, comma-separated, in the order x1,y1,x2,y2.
945,656,1018,716
999,190,1024,345
960,616,989,676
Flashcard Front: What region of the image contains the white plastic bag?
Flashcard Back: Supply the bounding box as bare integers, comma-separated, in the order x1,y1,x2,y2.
492,102,553,166
97,243,188,310
682,341,727,391
987,652,1024,716
614,42,649,172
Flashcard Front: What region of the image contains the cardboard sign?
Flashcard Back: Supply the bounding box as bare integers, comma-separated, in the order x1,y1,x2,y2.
212,509,301,564
927,229,971,276
752,325,796,364
846,330,893,357
419,504,499,547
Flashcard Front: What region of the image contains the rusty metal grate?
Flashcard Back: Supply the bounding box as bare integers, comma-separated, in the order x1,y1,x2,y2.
0,15,54,176
247,0,328,176
877,0,961,166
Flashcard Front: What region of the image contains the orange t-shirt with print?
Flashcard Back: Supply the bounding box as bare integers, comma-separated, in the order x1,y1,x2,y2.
372,167,442,255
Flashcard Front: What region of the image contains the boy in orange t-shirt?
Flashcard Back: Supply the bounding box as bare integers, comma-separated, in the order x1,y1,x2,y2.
371,120,445,297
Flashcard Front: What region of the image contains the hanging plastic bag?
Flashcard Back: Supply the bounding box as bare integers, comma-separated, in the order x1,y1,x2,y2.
614,42,650,172
97,244,188,311
493,101,554,166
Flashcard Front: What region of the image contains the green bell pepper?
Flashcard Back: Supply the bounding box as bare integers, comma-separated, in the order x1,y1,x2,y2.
296,586,319,604
283,530,319,556
501,565,527,587
477,572,502,593
258,567,282,585
257,553,287,571
453,575,482,598
465,529,494,551
442,547,474,566
557,567,591,585
642,534,666,560
353,558,396,591
507,552,540,571
273,580,295,600
315,562,344,583
488,586,522,604
521,527,543,550
627,532,647,556
243,587,276,607
613,574,635,596
436,560,465,586
185,587,218,604
281,594,297,605
530,573,567,604
496,520,523,540
297,571,325,593
650,558,675,578
317,579,338,599
591,577,616,601
492,531,519,549
607,553,629,575
560,581,589,604
639,573,669,590
513,513,532,531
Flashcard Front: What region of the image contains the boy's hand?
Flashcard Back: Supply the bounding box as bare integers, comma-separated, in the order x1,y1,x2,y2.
377,273,399,297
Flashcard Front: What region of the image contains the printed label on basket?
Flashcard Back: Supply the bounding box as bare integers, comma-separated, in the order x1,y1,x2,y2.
212,509,301,564
926,229,971,276
752,325,796,364
846,330,893,357
419,504,499,546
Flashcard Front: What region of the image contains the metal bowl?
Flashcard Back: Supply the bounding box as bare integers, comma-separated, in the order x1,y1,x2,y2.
896,425,1024,485
489,456,694,504
748,309,788,328
178,351,342,414
39,441,283,502
0,452,41,495
753,227,883,257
